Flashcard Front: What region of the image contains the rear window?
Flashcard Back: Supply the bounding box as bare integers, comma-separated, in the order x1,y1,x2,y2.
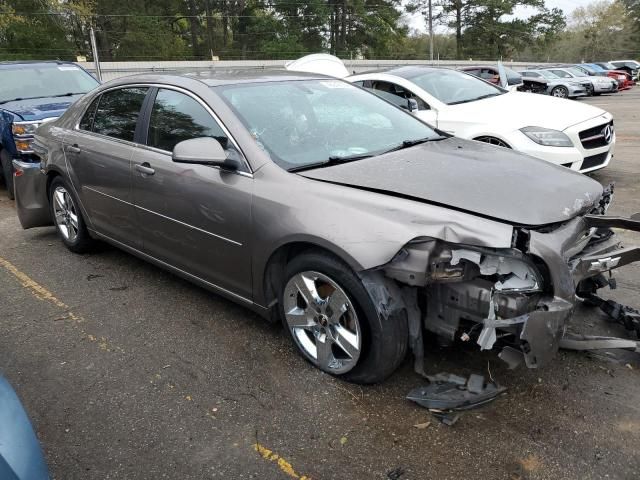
92,88,148,142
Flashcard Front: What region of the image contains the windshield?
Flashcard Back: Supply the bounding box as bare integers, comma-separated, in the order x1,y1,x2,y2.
403,68,505,105
216,79,441,170
0,64,98,103
566,67,587,77
537,70,560,79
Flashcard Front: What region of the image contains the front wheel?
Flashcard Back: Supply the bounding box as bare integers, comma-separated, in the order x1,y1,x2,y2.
551,86,569,98
279,251,408,384
49,176,94,253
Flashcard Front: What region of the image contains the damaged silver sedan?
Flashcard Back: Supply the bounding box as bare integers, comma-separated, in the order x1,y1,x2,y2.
15,71,640,384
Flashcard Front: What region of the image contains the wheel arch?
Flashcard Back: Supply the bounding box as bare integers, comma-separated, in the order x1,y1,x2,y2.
260,239,363,321
472,135,512,148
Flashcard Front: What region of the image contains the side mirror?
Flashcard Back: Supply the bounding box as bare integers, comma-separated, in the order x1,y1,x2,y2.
172,137,240,171
407,98,419,113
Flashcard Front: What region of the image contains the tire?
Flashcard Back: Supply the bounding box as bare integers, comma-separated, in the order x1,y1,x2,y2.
1,149,15,200
49,176,94,253
279,251,408,384
551,86,569,98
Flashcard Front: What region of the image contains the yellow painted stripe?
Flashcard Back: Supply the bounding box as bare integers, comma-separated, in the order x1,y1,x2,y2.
253,443,311,480
0,256,70,309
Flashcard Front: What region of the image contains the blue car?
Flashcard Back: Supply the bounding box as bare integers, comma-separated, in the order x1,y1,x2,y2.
0,61,99,199
0,376,49,479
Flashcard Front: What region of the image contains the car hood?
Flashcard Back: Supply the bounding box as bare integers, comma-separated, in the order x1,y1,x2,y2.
444,91,606,131
300,138,603,226
0,94,84,121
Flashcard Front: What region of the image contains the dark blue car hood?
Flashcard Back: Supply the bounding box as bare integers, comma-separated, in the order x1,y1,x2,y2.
0,94,84,121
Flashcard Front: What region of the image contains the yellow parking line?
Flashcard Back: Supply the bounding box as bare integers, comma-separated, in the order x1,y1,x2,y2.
253,443,311,480
0,256,72,311
0,256,125,353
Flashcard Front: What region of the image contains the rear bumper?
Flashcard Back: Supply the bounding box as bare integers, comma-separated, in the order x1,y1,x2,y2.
12,160,52,229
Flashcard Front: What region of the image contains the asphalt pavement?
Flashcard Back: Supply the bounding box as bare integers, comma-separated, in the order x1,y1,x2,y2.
1,90,639,480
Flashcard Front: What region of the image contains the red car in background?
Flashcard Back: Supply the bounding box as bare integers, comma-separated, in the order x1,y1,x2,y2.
577,64,633,90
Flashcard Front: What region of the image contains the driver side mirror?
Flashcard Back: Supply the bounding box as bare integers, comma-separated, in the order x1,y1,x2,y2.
172,137,240,171
406,98,419,113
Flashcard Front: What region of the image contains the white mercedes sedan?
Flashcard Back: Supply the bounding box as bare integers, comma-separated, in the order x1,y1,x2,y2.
288,57,615,173
348,67,615,173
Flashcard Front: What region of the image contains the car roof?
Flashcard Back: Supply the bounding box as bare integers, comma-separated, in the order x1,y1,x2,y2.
102,69,330,88
366,65,455,78
0,60,78,69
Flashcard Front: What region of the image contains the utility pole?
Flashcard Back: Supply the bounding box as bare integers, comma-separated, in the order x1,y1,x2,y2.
89,26,102,82
424,2,434,62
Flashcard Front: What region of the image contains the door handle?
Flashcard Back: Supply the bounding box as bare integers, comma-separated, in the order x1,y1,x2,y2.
65,144,81,154
135,162,155,176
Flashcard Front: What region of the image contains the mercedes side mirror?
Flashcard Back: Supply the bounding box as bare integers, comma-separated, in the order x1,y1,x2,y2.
172,137,240,171
407,98,419,113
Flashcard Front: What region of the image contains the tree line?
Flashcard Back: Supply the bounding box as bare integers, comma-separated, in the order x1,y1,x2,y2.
0,0,638,62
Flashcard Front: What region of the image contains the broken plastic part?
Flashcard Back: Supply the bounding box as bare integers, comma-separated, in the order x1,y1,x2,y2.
582,292,640,338
407,373,506,411
559,333,639,352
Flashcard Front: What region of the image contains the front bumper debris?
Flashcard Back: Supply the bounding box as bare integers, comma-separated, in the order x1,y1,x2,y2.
491,210,640,369
407,373,506,425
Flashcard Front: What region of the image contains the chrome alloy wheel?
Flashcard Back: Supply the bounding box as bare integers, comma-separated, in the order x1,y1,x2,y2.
52,186,79,242
283,271,362,374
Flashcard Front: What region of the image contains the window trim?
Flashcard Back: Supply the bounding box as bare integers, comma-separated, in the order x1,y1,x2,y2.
74,83,251,175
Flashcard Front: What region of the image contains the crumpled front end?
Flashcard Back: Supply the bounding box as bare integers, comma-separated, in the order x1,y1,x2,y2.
375,184,640,370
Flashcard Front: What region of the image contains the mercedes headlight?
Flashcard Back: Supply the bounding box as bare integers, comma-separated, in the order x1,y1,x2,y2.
520,127,573,147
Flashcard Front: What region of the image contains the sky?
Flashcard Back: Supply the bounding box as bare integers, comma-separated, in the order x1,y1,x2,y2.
405,0,594,33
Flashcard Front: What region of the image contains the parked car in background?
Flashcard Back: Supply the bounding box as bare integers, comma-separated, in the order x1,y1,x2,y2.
17,71,640,383
339,66,615,172
0,375,49,479
458,65,523,91
543,66,617,95
607,60,640,81
575,63,632,90
518,70,589,98
0,61,99,199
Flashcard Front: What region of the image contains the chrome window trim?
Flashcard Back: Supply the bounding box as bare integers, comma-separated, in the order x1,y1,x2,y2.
73,83,252,174
83,186,243,246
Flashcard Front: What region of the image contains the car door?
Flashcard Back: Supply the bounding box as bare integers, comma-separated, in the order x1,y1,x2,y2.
132,87,253,299
64,87,148,248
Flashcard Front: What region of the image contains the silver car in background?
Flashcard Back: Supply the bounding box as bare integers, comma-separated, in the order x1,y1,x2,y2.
518,69,588,98
13,71,640,384
543,66,618,95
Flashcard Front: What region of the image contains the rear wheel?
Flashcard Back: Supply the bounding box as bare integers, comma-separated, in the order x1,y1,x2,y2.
0,149,15,200
279,251,408,384
49,176,94,253
551,86,569,98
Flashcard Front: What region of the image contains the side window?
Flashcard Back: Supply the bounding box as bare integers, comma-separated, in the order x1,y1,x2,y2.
147,89,228,152
527,72,540,78
370,81,429,111
92,87,148,142
551,70,569,78
464,68,480,76
479,68,496,80
79,97,99,131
